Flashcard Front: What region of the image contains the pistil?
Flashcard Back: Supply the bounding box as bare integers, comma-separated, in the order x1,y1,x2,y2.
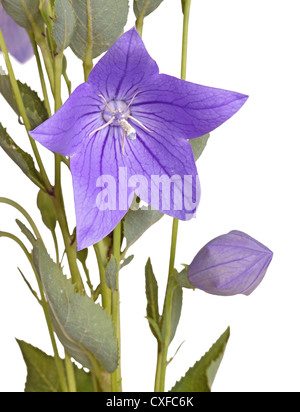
89,92,153,155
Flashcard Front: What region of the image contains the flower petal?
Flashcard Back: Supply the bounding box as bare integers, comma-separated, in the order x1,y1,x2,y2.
88,27,159,100
131,74,248,140
30,83,102,156
71,127,131,250
0,5,33,63
124,126,200,220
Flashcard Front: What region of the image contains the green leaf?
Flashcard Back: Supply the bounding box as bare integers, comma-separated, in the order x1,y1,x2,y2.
69,0,129,60
0,75,49,129
161,281,183,345
0,123,44,189
37,190,57,232
123,208,163,250
170,327,231,392
15,219,36,245
120,254,134,270
1,0,43,30
134,0,164,18
189,134,210,161
32,239,119,373
145,258,160,341
17,340,96,392
53,0,76,53
105,255,118,290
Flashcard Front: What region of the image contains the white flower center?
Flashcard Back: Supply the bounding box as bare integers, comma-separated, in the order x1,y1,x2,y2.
89,92,153,155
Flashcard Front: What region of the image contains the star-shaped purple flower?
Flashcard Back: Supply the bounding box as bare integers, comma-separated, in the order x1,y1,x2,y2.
0,4,33,63
31,28,248,250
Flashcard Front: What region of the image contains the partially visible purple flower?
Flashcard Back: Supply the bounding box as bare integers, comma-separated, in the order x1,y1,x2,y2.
0,4,33,63
30,28,248,250
188,230,273,296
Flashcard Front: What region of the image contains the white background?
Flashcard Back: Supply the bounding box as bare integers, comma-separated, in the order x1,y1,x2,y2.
0,0,299,392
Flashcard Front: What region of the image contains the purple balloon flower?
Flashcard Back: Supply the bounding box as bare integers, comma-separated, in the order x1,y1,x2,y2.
0,4,33,63
188,230,273,296
31,28,248,250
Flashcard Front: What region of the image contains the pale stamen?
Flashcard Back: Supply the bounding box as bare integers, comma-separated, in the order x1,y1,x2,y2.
123,90,142,111
128,115,153,133
89,116,115,138
99,94,115,113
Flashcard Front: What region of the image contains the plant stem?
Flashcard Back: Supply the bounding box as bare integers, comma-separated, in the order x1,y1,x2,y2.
0,231,31,261
83,0,94,82
29,33,52,117
135,0,150,37
0,27,52,192
181,0,192,81
111,222,122,392
0,197,42,241
65,351,77,392
94,241,112,312
168,218,179,281
154,0,192,392
51,229,60,264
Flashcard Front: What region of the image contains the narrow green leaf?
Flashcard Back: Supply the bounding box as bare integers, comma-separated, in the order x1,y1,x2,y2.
69,0,129,60
145,258,160,340
37,190,57,232
134,0,164,18
105,255,118,290
189,134,210,161
15,219,36,245
0,123,44,189
161,282,183,345
170,327,230,392
32,239,119,373
17,340,96,392
1,0,43,30
120,254,134,270
124,208,163,250
53,0,76,53
145,316,162,343
0,75,48,129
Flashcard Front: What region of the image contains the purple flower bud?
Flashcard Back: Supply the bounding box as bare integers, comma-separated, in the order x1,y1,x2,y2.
0,4,33,63
188,230,273,296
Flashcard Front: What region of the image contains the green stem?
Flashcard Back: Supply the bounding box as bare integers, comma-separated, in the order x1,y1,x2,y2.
51,229,60,264
155,270,178,392
0,231,31,260
181,0,192,81
111,222,122,392
83,0,94,81
94,241,112,312
0,27,52,192
29,33,52,117
168,218,179,281
65,351,77,392
0,197,42,241
135,0,150,37
154,0,192,393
